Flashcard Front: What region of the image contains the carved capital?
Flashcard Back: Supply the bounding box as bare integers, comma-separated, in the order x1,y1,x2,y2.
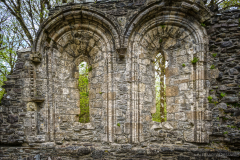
30,52,42,63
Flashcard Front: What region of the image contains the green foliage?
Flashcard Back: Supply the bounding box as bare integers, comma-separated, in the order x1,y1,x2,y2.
117,123,120,127
159,39,163,43
227,125,237,129
223,131,228,135
210,64,215,69
222,117,228,121
231,103,240,108
0,86,6,103
219,0,240,10
212,53,217,57
201,23,206,27
0,44,17,103
160,25,165,29
208,96,213,103
213,101,218,106
88,66,92,72
220,92,226,98
0,60,8,103
216,117,219,121
191,57,199,64
152,100,167,123
79,62,90,123
182,63,186,67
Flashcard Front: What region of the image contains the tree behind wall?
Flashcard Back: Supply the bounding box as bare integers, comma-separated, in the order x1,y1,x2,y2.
0,0,61,102
78,62,90,123
152,53,167,123
0,10,18,103
208,0,240,9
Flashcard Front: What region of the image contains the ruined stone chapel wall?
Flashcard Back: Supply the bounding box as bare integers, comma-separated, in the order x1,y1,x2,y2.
0,0,240,159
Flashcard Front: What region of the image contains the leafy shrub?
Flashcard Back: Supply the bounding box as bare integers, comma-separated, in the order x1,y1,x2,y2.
191,57,199,64
210,64,215,69
220,93,226,98
88,66,92,72
208,96,213,102
160,25,165,29
201,23,206,27
212,53,217,57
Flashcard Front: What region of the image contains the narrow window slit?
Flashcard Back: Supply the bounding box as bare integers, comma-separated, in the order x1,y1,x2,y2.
78,61,90,123
152,52,167,122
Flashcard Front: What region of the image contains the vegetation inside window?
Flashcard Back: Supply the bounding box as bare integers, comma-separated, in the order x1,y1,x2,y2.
79,62,90,123
152,53,167,122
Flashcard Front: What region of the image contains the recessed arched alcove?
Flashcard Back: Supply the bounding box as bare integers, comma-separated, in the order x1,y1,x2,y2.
127,7,210,143
32,8,120,143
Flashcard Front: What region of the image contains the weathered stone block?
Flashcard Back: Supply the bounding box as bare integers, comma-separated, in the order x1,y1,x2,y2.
179,83,188,91
7,115,18,124
167,105,179,113
27,102,37,111
150,122,162,130
166,86,179,97
167,113,175,121
166,67,179,78
78,147,91,156
222,96,239,103
175,112,186,121
162,122,173,130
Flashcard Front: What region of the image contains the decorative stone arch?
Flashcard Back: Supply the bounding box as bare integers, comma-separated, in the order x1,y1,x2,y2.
28,7,123,144
125,1,211,143
33,8,122,53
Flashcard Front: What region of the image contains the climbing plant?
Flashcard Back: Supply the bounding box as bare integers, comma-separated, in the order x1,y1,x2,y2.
78,62,90,123
152,53,167,122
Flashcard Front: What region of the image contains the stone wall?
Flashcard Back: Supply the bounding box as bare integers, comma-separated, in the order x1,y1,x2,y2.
0,0,240,159
0,48,33,146
206,8,240,151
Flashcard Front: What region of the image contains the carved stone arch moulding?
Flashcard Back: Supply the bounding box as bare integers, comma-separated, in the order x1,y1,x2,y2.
126,6,210,143
123,0,211,48
33,8,121,54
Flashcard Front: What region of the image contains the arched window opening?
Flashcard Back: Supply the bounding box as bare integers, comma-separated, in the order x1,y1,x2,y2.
78,61,90,123
152,52,167,122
